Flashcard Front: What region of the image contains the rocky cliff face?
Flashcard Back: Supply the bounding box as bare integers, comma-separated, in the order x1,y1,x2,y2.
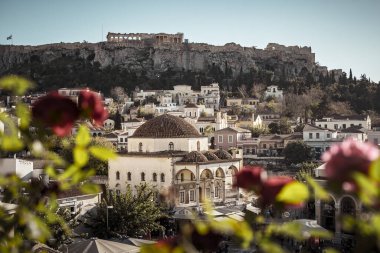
0,41,316,78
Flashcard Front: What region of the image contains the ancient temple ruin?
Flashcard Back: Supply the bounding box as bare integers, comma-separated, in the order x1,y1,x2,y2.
106,32,184,44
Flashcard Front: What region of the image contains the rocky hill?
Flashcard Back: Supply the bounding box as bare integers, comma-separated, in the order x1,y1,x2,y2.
0,41,322,93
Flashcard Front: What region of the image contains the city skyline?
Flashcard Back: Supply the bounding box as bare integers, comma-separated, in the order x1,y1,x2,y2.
1,0,379,82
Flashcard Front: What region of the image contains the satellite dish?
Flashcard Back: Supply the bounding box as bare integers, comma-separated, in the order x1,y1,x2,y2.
282,211,290,218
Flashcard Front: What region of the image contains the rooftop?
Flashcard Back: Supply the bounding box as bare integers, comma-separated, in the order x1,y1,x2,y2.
131,114,201,138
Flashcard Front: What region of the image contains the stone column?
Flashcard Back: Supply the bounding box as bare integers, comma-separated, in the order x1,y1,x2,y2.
315,199,321,224
335,203,341,243
196,164,200,207
210,180,215,200
222,179,226,204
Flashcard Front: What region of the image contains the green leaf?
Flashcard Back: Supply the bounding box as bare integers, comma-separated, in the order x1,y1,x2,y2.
80,183,100,194
0,135,24,152
75,125,91,148
353,172,377,205
15,103,31,129
57,165,80,181
73,147,89,167
259,240,285,253
89,146,117,161
369,158,380,181
276,181,309,205
45,165,57,178
305,175,329,200
0,75,33,95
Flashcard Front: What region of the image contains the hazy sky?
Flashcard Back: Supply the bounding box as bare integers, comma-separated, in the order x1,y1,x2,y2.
1,0,379,82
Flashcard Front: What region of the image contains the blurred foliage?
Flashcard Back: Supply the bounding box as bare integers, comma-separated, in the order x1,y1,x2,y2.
2,74,380,253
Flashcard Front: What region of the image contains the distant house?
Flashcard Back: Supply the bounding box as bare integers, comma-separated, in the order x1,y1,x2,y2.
102,132,118,149
0,158,33,181
121,118,145,131
57,187,102,217
264,85,283,100
72,121,105,137
214,127,251,151
367,130,380,146
315,115,371,130
303,124,339,156
257,134,300,156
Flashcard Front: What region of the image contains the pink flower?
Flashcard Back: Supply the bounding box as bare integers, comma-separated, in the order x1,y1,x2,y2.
78,90,108,125
260,176,295,207
32,92,79,136
234,165,267,191
322,139,379,189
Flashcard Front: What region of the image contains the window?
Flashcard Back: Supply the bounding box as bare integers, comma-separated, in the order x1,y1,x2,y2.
334,124,338,129
327,133,331,138
228,135,233,143
169,142,174,151
215,187,220,198
161,173,165,182
316,133,320,139
263,144,267,148
197,141,200,151
153,173,157,182
139,142,143,152
218,135,223,143
309,133,313,139
189,190,195,202
324,124,327,128
180,173,184,182
141,172,145,181
200,127,204,133
343,124,346,129
179,191,185,203
127,172,131,181
116,171,120,180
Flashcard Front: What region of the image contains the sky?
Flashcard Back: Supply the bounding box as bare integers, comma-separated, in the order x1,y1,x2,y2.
1,0,379,82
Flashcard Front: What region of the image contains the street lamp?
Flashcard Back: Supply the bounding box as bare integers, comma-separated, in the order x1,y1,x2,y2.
106,205,114,231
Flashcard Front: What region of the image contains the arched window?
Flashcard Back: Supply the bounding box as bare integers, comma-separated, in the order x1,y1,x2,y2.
180,173,184,182
116,171,120,180
153,173,157,182
169,142,174,151
127,172,131,181
197,141,200,151
161,173,165,182
141,172,145,181
115,183,120,195
139,142,143,152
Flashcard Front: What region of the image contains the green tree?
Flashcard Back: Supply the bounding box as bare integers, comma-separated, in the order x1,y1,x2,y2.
268,122,279,134
112,110,122,130
283,141,313,165
278,118,292,134
85,183,165,238
249,126,269,137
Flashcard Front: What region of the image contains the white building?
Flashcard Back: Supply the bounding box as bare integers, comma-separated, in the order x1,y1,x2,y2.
315,115,371,131
200,83,220,110
0,158,33,180
132,90,157,102
264,85,283,100
108,114,242,207
57,188,102,216
303,124,339,156
367,130,380,146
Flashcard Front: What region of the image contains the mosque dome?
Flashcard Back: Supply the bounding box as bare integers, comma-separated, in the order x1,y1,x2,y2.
132,114,201,138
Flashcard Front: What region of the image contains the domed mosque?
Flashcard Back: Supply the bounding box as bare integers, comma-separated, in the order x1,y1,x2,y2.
108,114,242,208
